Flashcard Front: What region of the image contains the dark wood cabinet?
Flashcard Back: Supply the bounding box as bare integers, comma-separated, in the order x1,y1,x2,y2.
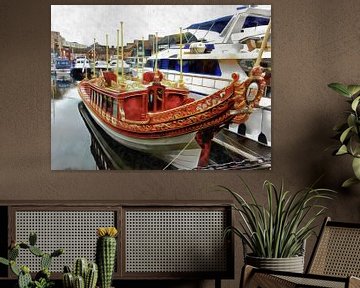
0,201,233,287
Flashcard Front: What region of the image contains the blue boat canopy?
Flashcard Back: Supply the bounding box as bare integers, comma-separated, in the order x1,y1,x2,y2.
186,15,233,34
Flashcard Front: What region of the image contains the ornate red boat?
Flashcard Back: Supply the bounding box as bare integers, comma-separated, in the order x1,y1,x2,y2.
78,68,266,169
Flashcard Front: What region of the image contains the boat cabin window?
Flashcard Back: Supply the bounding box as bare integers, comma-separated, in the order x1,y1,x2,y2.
168,60,178,71
57,60,70,65
157,59,221,76
159,59,169,70
225,15,270,35
242,16,269,29
158,59,178,71
183,60,221,76
145,59,155,68
55,60,71,68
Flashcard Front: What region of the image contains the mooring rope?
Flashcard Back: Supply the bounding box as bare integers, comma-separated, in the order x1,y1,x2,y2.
162,134,196,170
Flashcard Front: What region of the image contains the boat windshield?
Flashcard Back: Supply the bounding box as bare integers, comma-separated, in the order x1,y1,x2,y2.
186,15,233,34
242,16,269,28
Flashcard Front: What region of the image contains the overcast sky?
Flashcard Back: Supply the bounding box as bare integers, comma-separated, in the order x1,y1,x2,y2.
51,5,270,46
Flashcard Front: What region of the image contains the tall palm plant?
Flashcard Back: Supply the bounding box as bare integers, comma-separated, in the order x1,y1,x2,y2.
223,180,335,258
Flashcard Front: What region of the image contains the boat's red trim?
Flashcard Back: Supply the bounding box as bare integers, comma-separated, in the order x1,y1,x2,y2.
78,69,266,140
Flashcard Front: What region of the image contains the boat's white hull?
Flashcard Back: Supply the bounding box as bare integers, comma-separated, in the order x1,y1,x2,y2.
228,107,271,146
84,102,202,170
132,65,272,146
55,69,71,81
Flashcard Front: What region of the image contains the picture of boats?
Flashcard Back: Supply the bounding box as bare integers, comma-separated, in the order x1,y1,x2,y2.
51,5,271,170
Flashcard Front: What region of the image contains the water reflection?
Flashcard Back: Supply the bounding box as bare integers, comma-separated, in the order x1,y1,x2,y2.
51,77,270,170
51,77,97,170
51,77,175,170
78,102,174,170
51,77,74,100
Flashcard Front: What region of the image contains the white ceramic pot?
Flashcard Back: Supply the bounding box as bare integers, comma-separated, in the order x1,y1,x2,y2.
245,254,305,273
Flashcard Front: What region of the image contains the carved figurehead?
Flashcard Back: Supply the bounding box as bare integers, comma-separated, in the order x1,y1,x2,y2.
232,66,267,124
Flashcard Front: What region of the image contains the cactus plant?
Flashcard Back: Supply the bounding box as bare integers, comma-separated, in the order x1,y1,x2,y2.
73,275,85,288
0,232,63,288
10,260,21,276
74,258,88,279
85,262,98,288
63,272,74,288
96,227,118,288
29,246,44,257
41,254,52,270
35,268,50,282
19,268,32,288
29,232,37,246
62,259,98,288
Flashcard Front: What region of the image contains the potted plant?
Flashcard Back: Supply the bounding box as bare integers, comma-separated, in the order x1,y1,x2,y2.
62,258,98,288
0,232,64,288
328,83,360,187
223,180,334,273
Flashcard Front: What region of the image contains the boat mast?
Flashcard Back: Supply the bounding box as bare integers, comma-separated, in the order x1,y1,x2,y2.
121,21,124,82
116,28,120,83
93,38,96,77
142,37,145,76
136,40,139,78
179,27,184,86
106,34,109,71
254,18,271,67
152,36,155,56
85,56,88,79
154,32,158,73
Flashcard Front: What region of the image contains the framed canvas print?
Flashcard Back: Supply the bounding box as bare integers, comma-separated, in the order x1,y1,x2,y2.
51,5,271,170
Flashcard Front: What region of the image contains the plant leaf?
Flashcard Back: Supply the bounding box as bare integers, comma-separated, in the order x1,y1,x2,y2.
351,96,360,111
328,83,351,97
342,177,360,187
340,126,353,143
0,257,9,266
333,122,348,132
347,85,360,97
348,135,360,157
336,144,348,155
223,180,335,258
10,261,20,276
347,114,356,127
352,157,360,179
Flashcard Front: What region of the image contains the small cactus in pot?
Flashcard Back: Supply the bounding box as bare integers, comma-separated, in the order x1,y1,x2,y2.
96,227,118,288
62,259,98,288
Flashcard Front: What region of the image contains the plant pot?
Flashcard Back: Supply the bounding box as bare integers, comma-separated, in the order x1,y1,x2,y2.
245,254,305,273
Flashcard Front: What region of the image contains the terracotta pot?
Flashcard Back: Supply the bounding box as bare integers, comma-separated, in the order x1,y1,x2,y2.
245,254,305,273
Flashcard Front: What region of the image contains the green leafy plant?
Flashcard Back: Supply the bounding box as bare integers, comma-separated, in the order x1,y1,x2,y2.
33,278,54,288
328,83,360,187
223,180,335,258
0,232,63,288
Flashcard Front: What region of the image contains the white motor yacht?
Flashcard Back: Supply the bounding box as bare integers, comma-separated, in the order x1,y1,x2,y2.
109,59,131,74
70,57,92,80
134,5,271,146
55,58,72,81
